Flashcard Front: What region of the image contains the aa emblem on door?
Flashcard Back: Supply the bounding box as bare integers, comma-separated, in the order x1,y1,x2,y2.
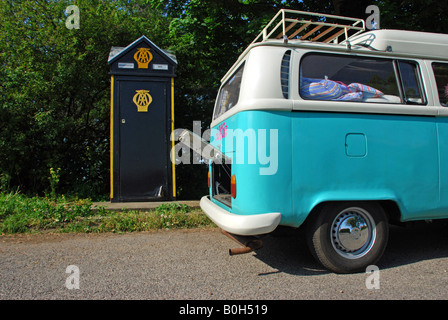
133,90,153,112
134,48,153,69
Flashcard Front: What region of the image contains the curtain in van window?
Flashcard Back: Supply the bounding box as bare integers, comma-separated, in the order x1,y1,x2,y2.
300,53,400,103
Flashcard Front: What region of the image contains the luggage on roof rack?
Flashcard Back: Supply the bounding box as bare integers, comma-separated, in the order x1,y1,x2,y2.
252,9,365,45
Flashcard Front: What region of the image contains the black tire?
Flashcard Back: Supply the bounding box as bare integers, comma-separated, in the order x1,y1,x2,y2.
306,201,389,274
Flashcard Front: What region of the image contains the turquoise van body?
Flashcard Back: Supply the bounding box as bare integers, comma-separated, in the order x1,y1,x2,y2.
209,110,447,225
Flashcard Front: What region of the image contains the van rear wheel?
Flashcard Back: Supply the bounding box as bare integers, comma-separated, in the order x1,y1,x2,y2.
306,202,389,274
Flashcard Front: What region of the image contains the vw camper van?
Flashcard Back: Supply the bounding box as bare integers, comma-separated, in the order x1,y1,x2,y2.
198,9,448,273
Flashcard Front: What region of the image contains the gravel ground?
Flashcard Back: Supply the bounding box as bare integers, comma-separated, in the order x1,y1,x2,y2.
0,222,447,302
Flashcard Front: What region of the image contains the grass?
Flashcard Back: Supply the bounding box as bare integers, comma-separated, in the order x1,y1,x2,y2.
0,191,215,234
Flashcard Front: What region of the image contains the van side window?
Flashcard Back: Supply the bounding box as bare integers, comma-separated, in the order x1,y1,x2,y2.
300,53,400,103
281,51,291,99
397,61,426,105
214,63,245,119
432,62,448,107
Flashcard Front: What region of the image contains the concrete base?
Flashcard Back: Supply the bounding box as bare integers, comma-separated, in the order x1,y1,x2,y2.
92,200,201,211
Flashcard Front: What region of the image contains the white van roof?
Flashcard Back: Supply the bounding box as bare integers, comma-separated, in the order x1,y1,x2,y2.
349,29,448,60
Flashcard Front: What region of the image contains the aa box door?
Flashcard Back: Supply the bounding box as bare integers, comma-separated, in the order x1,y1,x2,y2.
117,79,169,200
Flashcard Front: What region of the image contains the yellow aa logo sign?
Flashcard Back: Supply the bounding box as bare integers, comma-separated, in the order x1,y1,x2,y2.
132,90,152,112
133,48,153,69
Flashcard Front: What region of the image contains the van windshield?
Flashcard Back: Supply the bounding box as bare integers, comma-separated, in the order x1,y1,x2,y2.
214,63,245,120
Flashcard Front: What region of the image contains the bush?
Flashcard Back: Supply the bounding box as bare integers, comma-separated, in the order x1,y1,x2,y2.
0,191,98,233
0,192,214,234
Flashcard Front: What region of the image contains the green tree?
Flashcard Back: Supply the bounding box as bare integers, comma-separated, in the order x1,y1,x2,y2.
377,0,448,33
0,0,171,198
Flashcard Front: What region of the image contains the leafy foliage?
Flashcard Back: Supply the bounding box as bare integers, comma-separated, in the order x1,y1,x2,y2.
0,0,171,199
377,0,448,33
0,191,212,234
0,191,99,233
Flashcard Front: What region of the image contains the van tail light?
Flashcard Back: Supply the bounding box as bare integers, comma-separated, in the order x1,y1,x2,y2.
231,175,236,198
208,171,210,188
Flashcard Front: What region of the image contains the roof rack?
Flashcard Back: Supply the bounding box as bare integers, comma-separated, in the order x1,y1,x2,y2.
252,9,365,45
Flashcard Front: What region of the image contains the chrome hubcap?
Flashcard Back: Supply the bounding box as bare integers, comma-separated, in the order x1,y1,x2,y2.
331,207,376,259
